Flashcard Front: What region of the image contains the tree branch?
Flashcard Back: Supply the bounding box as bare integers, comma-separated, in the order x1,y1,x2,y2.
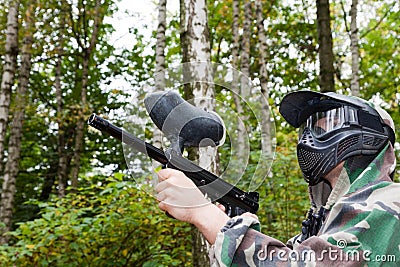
361,1,397,38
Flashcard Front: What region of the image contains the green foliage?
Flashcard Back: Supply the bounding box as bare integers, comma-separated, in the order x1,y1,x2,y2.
257,130,309,241
0,175,192,266
1,0,399,265
358,2,400,180
8,0,129,224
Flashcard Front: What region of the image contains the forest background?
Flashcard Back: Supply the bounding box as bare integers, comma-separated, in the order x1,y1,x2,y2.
0,0,399,266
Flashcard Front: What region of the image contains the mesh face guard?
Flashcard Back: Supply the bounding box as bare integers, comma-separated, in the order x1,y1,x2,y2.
279,91,395,185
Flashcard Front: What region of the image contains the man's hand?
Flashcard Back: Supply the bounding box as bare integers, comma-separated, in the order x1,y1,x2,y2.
155,168,230,244
156,168,210,224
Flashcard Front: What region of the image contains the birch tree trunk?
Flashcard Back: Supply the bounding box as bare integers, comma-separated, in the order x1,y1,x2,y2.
231,0,248,163
69,0,103,192
55,4,68,198
316,0,335,92
231,0,239,83
156,0,167,91
180,0,216,172
240,0,252,99
153,0,167,150
0,2,34,244
350,0,360,96
0,0,19,173
234,0,252,162
180,0,214,265
255,0,272,156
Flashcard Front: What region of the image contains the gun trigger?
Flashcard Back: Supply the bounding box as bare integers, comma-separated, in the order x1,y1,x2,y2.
164,148,174,169
222,203,232,217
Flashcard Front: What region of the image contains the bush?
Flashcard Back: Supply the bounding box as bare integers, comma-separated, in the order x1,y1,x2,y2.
256,131,310,242
0,175,192,266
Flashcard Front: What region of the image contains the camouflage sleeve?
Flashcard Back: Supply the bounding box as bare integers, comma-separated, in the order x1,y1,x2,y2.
209,216,365,267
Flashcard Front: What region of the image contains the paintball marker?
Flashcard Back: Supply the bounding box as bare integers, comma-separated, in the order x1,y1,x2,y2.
87,91,259,217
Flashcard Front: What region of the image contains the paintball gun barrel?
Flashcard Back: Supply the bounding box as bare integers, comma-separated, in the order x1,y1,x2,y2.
88,114,259,217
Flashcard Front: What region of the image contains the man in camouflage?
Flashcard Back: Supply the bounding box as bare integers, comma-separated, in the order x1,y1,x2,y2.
156,90,399,266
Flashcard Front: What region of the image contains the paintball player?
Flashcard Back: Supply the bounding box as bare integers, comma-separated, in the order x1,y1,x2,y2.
155,90,399,266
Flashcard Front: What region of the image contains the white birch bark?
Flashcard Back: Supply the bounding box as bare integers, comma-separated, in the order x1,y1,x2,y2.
240,0,252,99
155,0,167,91
182,0,216,173
255,0,272,156
0,0,20,174
350,0,360,96
153,0,167,151
0,2,34,244
181,0,214,265
231,0,248,163
233,0,252,164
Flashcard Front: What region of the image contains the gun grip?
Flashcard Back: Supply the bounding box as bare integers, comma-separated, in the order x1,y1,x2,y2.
222,203,249,217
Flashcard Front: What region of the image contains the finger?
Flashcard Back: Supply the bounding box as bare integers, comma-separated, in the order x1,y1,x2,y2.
158,168,186,181
158,168,178,182
242,212,259,220
158,201,167,212
157,169,170,182
155,180,169,193
156,190,166,202
217,204,226,212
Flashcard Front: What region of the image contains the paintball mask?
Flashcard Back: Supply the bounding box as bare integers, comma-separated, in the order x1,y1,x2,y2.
279,91,395,185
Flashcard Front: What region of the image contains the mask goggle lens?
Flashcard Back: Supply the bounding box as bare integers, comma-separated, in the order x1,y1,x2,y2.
299,107,350,138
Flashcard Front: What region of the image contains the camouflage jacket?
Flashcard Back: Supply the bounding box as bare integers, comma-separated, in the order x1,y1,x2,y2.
209,143,399,266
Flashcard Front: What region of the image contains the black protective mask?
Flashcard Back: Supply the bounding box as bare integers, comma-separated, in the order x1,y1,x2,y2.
297,106,389,185
280,90,395,186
